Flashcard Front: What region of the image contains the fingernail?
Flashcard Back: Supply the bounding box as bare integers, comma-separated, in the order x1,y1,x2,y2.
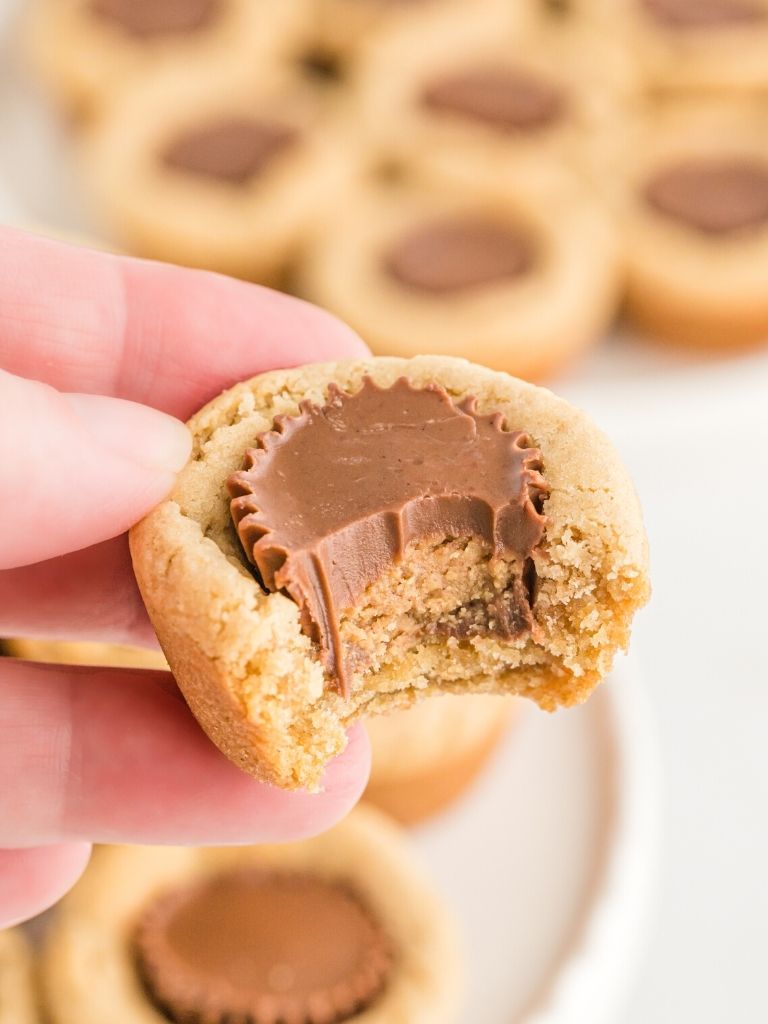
64,393,192,474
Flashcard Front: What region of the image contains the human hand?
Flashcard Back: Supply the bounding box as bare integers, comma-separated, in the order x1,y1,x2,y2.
0,228,371,927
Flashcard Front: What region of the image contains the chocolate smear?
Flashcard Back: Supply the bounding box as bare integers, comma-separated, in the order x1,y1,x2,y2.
422,67,566,133
641,0,766,28
90,0,220,38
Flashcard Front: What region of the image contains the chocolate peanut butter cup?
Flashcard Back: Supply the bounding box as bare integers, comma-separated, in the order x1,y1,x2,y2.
41,810,463,1024
135,870,392,1024
131,356,648,790
641,0,766,28
229,377,547,696
163,118,298,185
644,158,768,235
90,0,220,38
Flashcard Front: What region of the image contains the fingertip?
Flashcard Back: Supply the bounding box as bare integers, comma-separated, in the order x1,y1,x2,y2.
0,842,92,928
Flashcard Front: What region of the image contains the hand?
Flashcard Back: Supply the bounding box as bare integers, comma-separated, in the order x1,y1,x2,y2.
0,228,371,927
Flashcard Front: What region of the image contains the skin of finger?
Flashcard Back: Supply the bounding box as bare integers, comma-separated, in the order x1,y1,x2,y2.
0,843,92,928
0,228,368,418
0,370,186,568
0,660,370,847
0,535,157,647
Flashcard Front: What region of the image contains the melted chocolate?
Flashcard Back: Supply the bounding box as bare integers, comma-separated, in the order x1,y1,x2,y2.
90,0,219,38
641,0,766,28
385,217,536,295
229,378,548,696
163,118,297,185
645,157,768,233
422,67,566,132
135,870,392,1024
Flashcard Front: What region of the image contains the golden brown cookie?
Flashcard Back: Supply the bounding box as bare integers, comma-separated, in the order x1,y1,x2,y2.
298,176,622,380
623,99,768,349
3,638,167,670
41,807,462,1024
81,64,354,281
0,929,38,1024
23,0,311,121
353,11,639,196
364,695,518,825
585,0,768,93
130,356,649,789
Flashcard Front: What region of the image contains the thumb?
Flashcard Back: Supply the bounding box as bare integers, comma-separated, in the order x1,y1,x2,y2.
0,369,191,569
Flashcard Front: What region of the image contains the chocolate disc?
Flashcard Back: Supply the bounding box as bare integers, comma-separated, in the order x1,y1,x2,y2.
162,118,298,185
641,0,766,28
90,0,220,38
134,869,393,1024
644,157,768,234
385,217,536,294
422,67,566,133
229,377,547,696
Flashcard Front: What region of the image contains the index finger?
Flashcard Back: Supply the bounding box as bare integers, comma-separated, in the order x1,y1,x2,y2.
0,228,368,419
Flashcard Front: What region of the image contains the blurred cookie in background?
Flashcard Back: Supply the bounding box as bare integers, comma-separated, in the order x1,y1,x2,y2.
297,175,622,380
3,638,167,669
314,0,529,65
42,808,462,1024
353,10,640,197
23,0,312,122
622,99,768,349
364,694,519,825
81,65,358,283
0,928,38,1024
582,0,768,94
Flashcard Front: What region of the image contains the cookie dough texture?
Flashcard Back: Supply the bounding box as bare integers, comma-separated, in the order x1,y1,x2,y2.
0,929,38,1024
298,179,622,380
24,0,311,119
364,695,518,824
82,65,354,281
41,807,462,1024
3,638,167,669
623,100,768,349
130,356,649,789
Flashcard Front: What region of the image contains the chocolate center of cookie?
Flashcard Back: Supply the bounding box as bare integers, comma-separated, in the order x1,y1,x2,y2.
640,0,766,28
644,157,768,233
385,217,536,294
135,870,392,1024
229,377,547,696
90,0,220,37
162,118,298,185
421,67,566,132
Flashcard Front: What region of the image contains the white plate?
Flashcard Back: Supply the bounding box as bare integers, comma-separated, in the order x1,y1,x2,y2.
412,658,660,1024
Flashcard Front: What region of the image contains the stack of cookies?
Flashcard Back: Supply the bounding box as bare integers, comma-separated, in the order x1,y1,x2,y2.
21,0,768,370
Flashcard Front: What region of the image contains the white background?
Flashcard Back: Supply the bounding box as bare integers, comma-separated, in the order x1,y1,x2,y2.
1,1,768,1019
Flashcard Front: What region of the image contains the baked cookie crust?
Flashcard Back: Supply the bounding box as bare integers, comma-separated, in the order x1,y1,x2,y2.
0,928,38,1024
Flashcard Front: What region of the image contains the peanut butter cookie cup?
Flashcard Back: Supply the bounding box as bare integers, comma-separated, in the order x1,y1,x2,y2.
82,66,353,281
24,0,311,120
353,12,638,195
298,177,621,379
623,100,768,349
313,0,527,64
586,0,768,93
364,695,519,825
130,355,649,789
0,929,38,1024
42,807,461,1024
